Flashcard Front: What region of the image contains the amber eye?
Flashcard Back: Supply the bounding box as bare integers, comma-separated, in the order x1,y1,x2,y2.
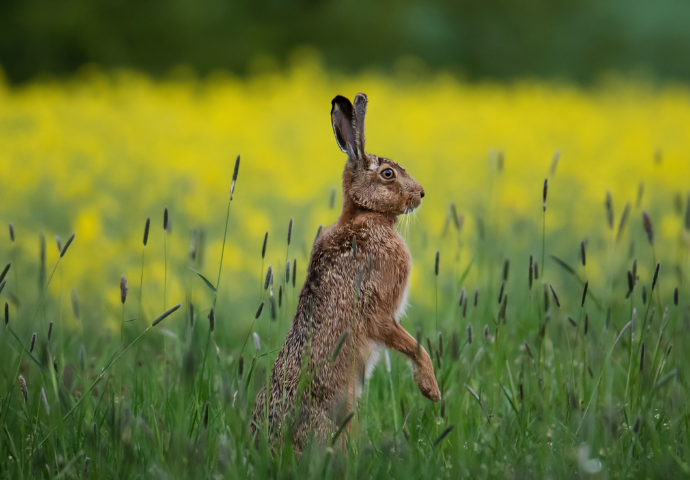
380,168,395,180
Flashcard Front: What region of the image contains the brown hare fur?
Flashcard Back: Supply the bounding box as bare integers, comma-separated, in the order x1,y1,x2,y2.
250,93,440,451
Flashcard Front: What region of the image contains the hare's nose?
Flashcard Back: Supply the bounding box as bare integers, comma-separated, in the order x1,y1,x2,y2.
420,189,425,199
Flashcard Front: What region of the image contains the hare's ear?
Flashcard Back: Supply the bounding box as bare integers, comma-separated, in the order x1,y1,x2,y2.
352,93,367,156
331,96,356,156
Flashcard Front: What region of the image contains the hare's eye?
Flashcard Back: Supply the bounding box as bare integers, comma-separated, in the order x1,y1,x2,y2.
380,168,395,180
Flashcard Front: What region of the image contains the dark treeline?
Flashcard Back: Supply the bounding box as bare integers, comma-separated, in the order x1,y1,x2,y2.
2,0,690,84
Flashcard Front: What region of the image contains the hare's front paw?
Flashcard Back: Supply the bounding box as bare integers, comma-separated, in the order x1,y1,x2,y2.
412,356,441,402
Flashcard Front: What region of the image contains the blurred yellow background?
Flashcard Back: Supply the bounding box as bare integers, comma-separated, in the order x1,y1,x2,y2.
1,59,689,330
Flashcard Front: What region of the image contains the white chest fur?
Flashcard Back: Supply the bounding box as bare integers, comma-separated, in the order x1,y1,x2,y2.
395,278,410,321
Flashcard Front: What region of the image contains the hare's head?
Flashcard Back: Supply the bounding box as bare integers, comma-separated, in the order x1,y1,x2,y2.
331,93,425,216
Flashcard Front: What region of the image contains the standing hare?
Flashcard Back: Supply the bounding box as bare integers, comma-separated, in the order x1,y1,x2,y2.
250,93,440,451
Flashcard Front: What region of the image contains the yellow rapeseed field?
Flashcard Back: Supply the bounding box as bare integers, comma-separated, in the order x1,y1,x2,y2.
1,60,689,331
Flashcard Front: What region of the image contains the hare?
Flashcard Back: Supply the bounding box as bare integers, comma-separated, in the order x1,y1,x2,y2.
250,93,440,451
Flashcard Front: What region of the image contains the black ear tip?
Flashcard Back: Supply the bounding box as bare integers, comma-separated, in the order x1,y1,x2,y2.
331,95,352,108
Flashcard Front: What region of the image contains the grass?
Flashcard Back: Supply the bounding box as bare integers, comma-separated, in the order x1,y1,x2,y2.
1,69,690,478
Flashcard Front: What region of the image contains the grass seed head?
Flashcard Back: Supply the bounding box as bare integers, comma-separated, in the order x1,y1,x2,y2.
627,270,634,295
151,304,181,327
534,261,539,280
605,191,614,229
287,217,293,246
230,154,240,197
279,285,283,308
208,308,215,332
467,323,473,344
498,281,505,304
253,332,261,352
4,302,8,326
204,402,209,429
255,301,265,319
503,259,510,281
264,265,273,291
584,314,589,335
189,303,194,329
463,297,468,318
270,294,276,320
84,457,90,478
581,280,589,307
163,207,169,231
581,241,586,266
314,225,323,244
434,250,439,276
48,322,53,341
474,289,479,307
642,285,647,304
292,259,297,288
18,375,27,402
120,275,128,304
261,232,268,259
458,287,465,307
8,224,14,242
524,340,533,359
542,178,548,212
652,263,660,291
568,317,577,327
286,260,290,284
60,233,75,258
484,324,489,340
30,332,36,352
616,202,631,242
640,342,645,371
529,255,533,290
674,287,679,306
642,210,654,245
0,262,10,284
55,235,61,252
143,218,151,247
0,280,6,296
543,284,550,312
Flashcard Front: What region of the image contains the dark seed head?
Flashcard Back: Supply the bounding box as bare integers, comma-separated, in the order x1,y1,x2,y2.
484,324,489,340
4,302,8,326
434,251,440,276
30,333,36,352
529,255,533,290
542,178,548,212
261,232,268,259
642,286,647,305
230,155,240,197
467,323,472,344
568,317,577,327
642,211,654,246
0,262,10,284
605,191,614,230
463,297,467,318
498,281,505,305
120,275,128,304
524,340,533,359
534,261,539,280
208,308,215,332
581,241,586,266
48,322,53,341
255,301,265,319
204,402,209,429
616,202,631,243
292,259,297,288
502,259,509,281
55,235,62,252
550,285,560,308
652,263,660,292
143,218,151,247
581,280,588,308
264,265,273,291
627,270,634,294
163,207,169,231
238,356,244,376
287,218,293,246
474,289,479,307
286,261,290,284
279,286,283,308
640,342,645,371
584,314,589,335
189,303,194,329
9,224,14,242
674,287,679,306
314,225,323,244
543,284,550,312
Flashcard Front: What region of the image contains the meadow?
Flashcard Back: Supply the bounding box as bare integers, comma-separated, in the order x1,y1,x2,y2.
1,60,690,478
